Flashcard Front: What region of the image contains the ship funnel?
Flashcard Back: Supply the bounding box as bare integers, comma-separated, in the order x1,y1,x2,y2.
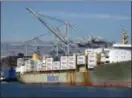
32,53,40,60
32,47,40,60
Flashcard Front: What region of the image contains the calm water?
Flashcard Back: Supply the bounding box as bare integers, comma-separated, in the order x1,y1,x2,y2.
0,82,131,98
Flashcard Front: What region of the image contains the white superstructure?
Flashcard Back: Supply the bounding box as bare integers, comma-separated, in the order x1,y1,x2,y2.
109,49,131,63
85,43,131,64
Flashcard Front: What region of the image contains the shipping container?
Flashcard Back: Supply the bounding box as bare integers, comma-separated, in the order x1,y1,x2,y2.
17,58,24,66
36,62,43,71
60,56,68,70
20,66,26,74
26,64,32,72
16,66,21,73
85,49,94,55
46,57,53,70
87,53,97,69
41,56,46,63
42,59,46,64
46,57,53,62
46,62,53,70
52,61,60,70
68,56,76,69
77,55,86,65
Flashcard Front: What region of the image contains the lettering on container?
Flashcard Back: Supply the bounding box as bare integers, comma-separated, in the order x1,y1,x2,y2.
53,62,60,70
47,74,59,82
46,58,53,62
89,60,94,62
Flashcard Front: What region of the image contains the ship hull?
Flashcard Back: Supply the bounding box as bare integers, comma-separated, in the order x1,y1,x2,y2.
18,71,92,86
18,61,132,88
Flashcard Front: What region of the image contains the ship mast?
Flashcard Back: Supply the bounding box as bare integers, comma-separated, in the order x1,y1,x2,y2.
122,28,128,44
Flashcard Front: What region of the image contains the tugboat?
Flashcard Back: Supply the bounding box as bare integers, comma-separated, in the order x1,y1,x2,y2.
0,67,18,82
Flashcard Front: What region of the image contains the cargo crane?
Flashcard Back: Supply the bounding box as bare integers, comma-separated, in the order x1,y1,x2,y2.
38,12,77,38
45,19,69,56
38,10,78,55
10,34,48,56
26,7,79,55
23,34,49,56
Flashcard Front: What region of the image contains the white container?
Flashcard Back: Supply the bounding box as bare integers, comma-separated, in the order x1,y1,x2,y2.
20,66,26,74
17,58,24,66
26,64,32,71
42,59,46,64
16,66,21,73
41,63,47,71
68,56,76,69
53,61,60,70
77,55,86,65
85,49,94,55
46,57,53,63
42,56,46,63
46,62,53,70
61,56,68,70
87,53,97,69
46,57,53,70
25,59,34,66
36,61,42,71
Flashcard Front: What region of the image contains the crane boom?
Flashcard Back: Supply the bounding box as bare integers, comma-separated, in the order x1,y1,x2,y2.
39,13,67,24
38,12,77,34
26,7,82,54
26,7,68,45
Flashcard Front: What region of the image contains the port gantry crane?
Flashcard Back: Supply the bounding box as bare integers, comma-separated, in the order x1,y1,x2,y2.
38,12,71,56
26,7,79,56
10,34,49,56
23,34,47,56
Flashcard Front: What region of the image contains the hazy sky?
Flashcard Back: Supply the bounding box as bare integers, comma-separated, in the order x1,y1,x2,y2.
1,1,131,43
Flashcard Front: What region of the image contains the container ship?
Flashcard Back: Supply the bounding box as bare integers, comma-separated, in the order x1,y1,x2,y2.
1,8,132,88
16,38,131,88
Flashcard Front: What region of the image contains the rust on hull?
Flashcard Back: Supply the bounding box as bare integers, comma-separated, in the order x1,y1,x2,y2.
18,61,132,88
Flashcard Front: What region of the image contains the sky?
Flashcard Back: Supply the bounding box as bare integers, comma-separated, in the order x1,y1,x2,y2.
1,1,131,43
